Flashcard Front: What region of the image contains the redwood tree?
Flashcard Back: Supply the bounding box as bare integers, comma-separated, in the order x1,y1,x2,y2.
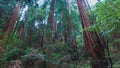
48,0,56,43
67,0,77,53
76,0,109,68
5,1,22,35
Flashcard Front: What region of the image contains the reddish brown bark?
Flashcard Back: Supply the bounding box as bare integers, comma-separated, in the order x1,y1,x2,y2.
64,23,68,42
60,22,64,42
19,26,24,37
67,0,77,52
48,0,56,30
47,0,56,43
0,34,3,40
27,23,33,45
19,8,28,39
37,24,45,53
62,12,69,43
76,0,108,68
5,1,22,35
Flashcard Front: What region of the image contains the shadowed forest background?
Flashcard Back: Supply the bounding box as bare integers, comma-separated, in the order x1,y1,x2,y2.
0,0,120,68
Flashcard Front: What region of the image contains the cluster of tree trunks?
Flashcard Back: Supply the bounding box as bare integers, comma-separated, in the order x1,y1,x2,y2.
76,0,109,68
19,8,28,39
0,0,22,60
1,0,22,35
5,1,22,35
0,0,116,68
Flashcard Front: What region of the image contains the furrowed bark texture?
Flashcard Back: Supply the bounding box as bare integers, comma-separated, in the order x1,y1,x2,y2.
76,0,108,68
6,1,22,35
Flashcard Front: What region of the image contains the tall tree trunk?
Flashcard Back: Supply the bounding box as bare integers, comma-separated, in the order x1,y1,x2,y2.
62,5,69,43
76,0,108,68
86,0,112,67
59,20,64,42
27,23,33,45
67,0,77,53
48,0,56,43
0,0,22,60
5,1,22,35
19,8,28,40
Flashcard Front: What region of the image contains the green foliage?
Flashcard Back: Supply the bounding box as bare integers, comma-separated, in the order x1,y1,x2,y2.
5,36,22,51
92,0,120,34
21,48,46,67
27,8,46,23
0,48,23,68
0,18,6,33
2,48,23,61
2,0,119,68
111,39,120,46
89,0,120,67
